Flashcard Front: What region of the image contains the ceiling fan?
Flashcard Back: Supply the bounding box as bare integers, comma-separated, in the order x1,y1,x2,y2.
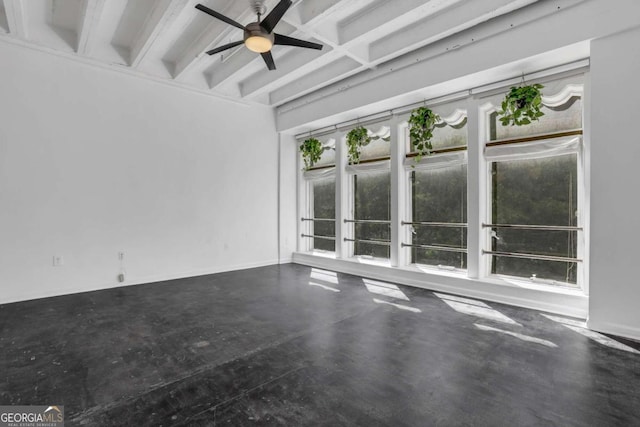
195,0,323,71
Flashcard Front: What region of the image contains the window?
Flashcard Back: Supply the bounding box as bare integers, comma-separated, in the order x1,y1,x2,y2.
490,155,578,283
353,169,391,258
410,164,467,268
404,105,468,269
311,177,336,251
483,77,584,286
300,136,336,252
347,124,391,259
297,71,588,295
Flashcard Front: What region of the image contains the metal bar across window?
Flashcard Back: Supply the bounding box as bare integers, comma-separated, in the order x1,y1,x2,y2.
344,238,391,246
402,243,467,253
483,223,582,231
483,250,582,263
301,234,336,241
305,164,335,172
405,146,467,157
349,156,391,165
403,221,468,228
485,129,583,147
301,217,336,222
344,219,391,224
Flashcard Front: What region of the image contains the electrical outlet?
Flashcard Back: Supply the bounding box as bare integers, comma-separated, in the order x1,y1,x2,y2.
53,255,64,267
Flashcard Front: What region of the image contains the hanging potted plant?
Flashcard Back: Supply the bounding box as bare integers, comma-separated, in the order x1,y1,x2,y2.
346,126,371,164
408,106,440,162
498,83,545,126
299,137,324,170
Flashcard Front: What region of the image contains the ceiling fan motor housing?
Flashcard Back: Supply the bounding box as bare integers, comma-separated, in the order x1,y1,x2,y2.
244,22,274,53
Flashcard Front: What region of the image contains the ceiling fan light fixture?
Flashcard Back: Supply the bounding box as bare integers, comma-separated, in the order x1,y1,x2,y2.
244,22,274,53
245,35,273,53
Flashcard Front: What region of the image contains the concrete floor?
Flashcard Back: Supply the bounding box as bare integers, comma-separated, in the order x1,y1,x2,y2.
0,264,639,426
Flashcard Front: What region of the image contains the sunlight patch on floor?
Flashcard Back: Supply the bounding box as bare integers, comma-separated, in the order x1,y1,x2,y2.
373,298,422,313
308,282,341,292
541,314,586,328
541,314,640,354
434,293,521,326
363,279,409,301
475,323,558,348
310,268,339,285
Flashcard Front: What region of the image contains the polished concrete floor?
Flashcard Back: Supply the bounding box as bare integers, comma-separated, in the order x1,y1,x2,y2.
1,264,639,426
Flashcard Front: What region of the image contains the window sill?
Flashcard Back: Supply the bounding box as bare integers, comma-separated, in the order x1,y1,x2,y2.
488,275,584,297
308,250,337,259
292,251,588,319
406,263,468,279
394,263,584,298
352,255,391,267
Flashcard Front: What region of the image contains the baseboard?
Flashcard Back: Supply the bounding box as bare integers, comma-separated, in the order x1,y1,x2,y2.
587,320,640,342
293,252,589,319
0,259,281,305
128,259,281,288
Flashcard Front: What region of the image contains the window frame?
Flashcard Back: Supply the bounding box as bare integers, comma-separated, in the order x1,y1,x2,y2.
340,121,394,261
347,163,392,260
480,82,586,290
299,136,338,254
404,152,469,271
400,106,469,272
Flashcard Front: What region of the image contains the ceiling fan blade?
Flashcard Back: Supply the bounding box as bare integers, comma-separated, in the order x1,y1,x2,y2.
206,40,244,55
274,33,323,50
261,51,276,70
195,4,245,30
260,0,292,33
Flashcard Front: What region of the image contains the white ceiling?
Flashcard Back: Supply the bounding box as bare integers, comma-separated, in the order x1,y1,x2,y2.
0,0,543,106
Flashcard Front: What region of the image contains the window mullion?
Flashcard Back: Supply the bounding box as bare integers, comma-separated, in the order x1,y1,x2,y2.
297,154,310,252
335,131,349,258
390,115,405,267
579,71,591,294
466,97,484,279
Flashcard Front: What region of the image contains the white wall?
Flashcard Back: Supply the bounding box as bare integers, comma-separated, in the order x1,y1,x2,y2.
0,40,279,303
588,25,640,340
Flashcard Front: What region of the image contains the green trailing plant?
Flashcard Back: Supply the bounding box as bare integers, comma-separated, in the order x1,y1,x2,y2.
408,106,440,162
498,83,545,126
299,137,324,170
346,126,371,164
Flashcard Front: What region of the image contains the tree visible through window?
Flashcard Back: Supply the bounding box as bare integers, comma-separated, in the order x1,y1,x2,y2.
491,154,578,283
411,165,467,268
354,171,391,258
312,178,335,252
